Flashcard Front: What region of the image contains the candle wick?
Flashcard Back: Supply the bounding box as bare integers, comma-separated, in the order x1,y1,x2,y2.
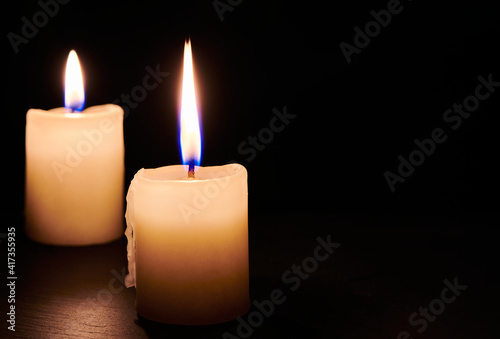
188,160,195,179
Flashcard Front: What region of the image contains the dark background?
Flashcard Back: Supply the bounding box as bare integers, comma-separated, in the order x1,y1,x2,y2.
3,0,499,338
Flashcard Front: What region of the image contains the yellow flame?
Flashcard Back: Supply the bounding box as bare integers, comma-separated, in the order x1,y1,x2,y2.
180,39,201,168
64,50,85,111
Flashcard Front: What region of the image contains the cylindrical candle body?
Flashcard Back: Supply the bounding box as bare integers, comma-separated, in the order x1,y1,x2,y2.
25,104,124,245
125,164,249,324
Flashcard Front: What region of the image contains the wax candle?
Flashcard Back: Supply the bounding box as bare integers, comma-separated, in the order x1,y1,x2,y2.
25,50,124,246
125,164,249,324
124,40,250,324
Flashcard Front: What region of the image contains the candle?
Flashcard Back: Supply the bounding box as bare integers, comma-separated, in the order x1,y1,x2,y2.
124,40,250,324
25,50,124,246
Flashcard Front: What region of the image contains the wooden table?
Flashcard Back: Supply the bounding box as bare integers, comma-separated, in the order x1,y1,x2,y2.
3,214,496,338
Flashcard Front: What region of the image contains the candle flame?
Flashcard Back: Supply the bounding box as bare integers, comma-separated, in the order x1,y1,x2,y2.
180,39,202,171
64,50,85,112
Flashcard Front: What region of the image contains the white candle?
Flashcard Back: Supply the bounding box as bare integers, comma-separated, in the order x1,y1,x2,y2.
125,164,249,324
124,40,250,324
24,50,124,246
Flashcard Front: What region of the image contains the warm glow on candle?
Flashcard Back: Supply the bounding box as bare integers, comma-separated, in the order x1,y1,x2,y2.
180,39,202,174
124,39,250,324
64,50,85,112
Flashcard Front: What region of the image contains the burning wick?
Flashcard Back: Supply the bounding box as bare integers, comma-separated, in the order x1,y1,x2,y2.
181,39,200,180
64,50,85,113
188,159,195,179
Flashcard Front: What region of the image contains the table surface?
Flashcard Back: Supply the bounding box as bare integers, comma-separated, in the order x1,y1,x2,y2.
2,214,497,338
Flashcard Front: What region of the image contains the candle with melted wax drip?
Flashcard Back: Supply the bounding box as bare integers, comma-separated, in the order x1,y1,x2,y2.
25,50,124,245
124,40,250,324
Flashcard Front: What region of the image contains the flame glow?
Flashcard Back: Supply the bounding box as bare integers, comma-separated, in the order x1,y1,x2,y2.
180,39,202,170
64,50,85,112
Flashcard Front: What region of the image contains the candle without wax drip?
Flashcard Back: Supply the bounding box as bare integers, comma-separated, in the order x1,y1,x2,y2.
25,50,124,246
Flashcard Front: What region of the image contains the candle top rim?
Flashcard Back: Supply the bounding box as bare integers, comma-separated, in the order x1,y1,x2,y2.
27,104,123,118
135,164,246,183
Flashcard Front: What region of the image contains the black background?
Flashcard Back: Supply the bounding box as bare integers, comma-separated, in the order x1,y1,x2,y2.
5,0,499,218
3,0,499,338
